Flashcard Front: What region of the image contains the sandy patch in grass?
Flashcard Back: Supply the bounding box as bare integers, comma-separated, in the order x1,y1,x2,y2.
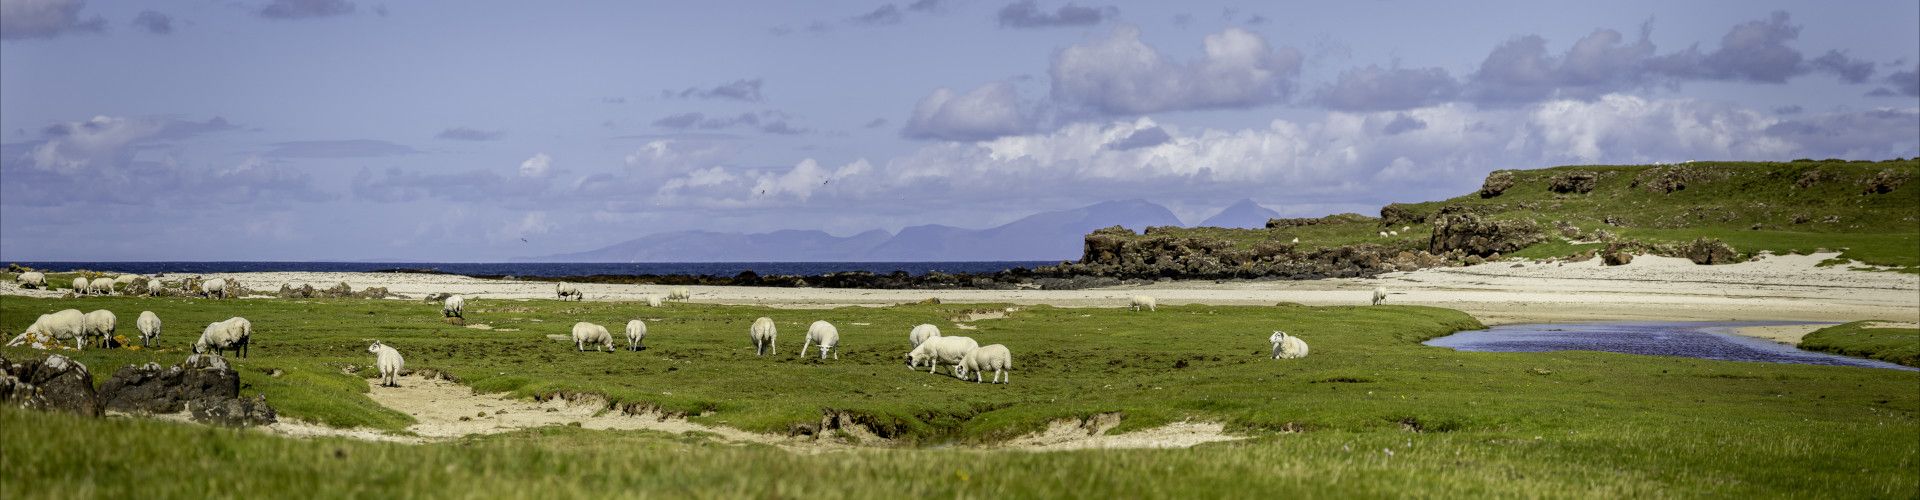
1864,321,1919,329
1727,324,1832,345
999,413,1245,451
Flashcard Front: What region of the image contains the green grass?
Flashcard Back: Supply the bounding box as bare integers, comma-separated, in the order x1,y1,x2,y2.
2,295,1916,497
1799,321,1920,367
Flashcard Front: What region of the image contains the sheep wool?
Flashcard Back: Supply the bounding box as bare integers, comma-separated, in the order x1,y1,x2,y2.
1130,295,1157,312
908,324,941,348
571,322,614,352
957,344,1013,384
801,320,839,360
749,317,778,356
136,311,162,348
625,319,648,351
369,341,405,387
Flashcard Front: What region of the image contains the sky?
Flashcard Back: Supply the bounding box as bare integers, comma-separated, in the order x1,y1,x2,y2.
1,0,1916,262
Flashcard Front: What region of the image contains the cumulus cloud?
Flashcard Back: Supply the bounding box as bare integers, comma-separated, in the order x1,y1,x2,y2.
1872,65,1919,97
0,0,104,40
24,115,235,174
1808,50,1876,84
519,153,552,178
1104,125,1169,150
1654,11,1806,83
653,159,874,207
131,10,172,35
1762,108,1920,158
902,81,1034,141
1466,24,1660,105
666,78,765,102
435,127,503,141
258,0,355,20
262,139,419,158
1050,25,1302,115
1314,64,1459,111
997,1,1117,29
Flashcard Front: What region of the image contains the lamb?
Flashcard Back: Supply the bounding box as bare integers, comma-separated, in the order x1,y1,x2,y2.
203,278,228,299
84,310,116,348
571,322,614,352
16,309,88,349
136,311,162,347
555,283,582,301
16,271,46,289
1372,286,1388,306
71,277,87,293
645,295,663,307
1130,295,1157,312
749,317,777,356
1270,331,1309,359
905,336,978,376
368,341,405,387
442,294,465,319
90,277,114,296
194,317,253,358
625,319,648,351
908,324,941,348
800,320,839,360
956,344,1013,384
668,287,691,301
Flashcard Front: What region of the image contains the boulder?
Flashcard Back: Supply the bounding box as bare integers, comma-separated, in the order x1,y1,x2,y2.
1682,238,1738,265
96,353,274,426
1379,203,1428,226
1548,171,1598,194
1428,213,1545,257
1633,166,1691,193
1479,170,1515,198
0,353,102,416
1862,169,1908,194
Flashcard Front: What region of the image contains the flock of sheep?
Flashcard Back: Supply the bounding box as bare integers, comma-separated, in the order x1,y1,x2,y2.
13,271,234,299
8,307,249,357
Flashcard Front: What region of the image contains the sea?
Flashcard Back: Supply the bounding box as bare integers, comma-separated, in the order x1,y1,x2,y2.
7,261,1061,278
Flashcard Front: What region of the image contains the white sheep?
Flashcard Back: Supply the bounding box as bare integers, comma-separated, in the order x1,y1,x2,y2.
1130,294,1157,312
556,283,582,301
90,277,114,296
571,322,614,352
70,277,87,293
15,271,46,289
203,278,228,299
442,294,465,319
1372,286,1388,306
645,295,663,307
84,309,116,348
800,320,839,360
668,287,691,301
113,274,138,288
194,317,253,358
908,323,941,348
1389,230,1399,236
625,319,648,351
136,311,162,347
17,309,88,349
906,336,978,376
749,317,777,356
369,341,404,387
1401,225,1411,232
1290,237,1299,244
1270,331,1309,359
145,277,165,297
1378,231,1389,238
956,344,1013,384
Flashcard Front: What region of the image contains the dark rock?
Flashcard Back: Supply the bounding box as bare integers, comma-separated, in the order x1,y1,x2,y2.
1794,169,1828,189
1379,203,1428,226
1862,169,1908,194
1479,170,1515,198
0,353,101,417
1428,213,1545,257
1682,238,1738,265
1633,166,1691,193
1601,243,1634,266
1547,171,1598,194
1790,213,1811,224
97,354,272,426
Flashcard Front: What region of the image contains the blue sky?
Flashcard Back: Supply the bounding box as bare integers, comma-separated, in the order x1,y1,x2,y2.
2,0,1916,261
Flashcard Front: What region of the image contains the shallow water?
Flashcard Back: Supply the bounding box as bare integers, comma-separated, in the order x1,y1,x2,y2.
1425,321,1917,371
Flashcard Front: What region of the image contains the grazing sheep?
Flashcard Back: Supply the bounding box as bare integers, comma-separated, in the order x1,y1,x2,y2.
442,294,465,319
749,317,777,356
146,278,166,297
71,277,87,293
368,341,404,387
1130,295,1157,312
17,309,88,349
90,277,114,296
906,336,978,376
645,295,663,307
16,271,46,289
956,344,1013,384
1372,286,1388,306
571,322,614,352
555,283,582,301
1389,230,1399,236
194,317,253,358
1270,331,1309,359
1290,237,1299,244
136,311,162,347
908,324,941,348
113,274,138,288
1401,225,1411,232
203,278,228,299
800,320,840,360
83,310,116,348
625,319,648,351
1378,231,1389,238
668,287,691,301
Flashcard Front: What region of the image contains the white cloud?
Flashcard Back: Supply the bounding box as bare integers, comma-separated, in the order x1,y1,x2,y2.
1049,25,1302,115
519,153,552,178
902,81,1034,141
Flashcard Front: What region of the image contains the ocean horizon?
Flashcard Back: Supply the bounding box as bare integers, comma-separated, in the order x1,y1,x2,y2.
4,261,1063,278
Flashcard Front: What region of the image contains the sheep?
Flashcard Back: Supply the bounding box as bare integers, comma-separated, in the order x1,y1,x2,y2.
90,277,114,296
194,317,253,358
645,295,663,307
749,317,777,356
555,283,582,301
1378,231,1389,238
908,323,941,348
1401,225,1411,232
442,294,465,319
113,274,138,288
1270,331,1309,359
17,309,88,349
1290,237,1299,244
956,344,1013,384
368,341,404,387
800,320,839,360
136,311,162,347
84,310,116,348
1389,230,1399,236
625,319,648,351
203,278,228,299
1130,295,1157,312
70,277,86,293
15,271,46,289
146,278,166,297
1372,286,1388,306
668,287,691,301
571,322,614,352
905,336,977,376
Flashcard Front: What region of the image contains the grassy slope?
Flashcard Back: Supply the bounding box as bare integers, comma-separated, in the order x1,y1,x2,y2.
1799,321,1920,367
1135,160,1920,269
1,295,1916,497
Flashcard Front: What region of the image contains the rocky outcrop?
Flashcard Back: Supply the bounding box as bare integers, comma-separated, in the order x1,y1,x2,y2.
0,354,101,416
1044,227,1446,280
1548,171,1598,194
1428,213,1544,257
1682,238,1738,265
1379,203,1428,226
1863,169,1908,194
97,353,275,426
1479,170,1515,198
1632,166,1692,193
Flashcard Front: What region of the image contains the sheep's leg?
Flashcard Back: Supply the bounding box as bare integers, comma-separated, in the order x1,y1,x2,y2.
831,348,838,360
800,338,812,357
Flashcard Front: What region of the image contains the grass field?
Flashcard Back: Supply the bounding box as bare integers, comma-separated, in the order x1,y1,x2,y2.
2,294,1916,497
1799,321,1920,367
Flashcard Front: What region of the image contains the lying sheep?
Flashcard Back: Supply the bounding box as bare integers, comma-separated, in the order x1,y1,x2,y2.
906,336,977,376
646,295,663,307
194,317,253,358
909,324,941,348
1372,286,1388,306
18,309,88,349
84,310,116,348
668,287,691,301
1130,295,1157,312
571,322,614,352
1270,331,1309,359
956,344,1013,384
442,294,465,319
800,320,839,360
749,317,777,356
1378,231,1390,238
90,277,114,296
203,278,228,299
1389,230,1399,236
137,311,162,347
16,271,46,289
625,319,648,351
368,341,404,387
556,283,582,301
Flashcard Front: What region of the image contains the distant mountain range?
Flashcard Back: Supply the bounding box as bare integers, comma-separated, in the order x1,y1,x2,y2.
523,199,1273,263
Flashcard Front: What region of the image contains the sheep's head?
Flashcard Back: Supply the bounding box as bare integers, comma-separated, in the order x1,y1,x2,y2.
1269,331,1288,344
368,341,383,353
192,337,209,354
